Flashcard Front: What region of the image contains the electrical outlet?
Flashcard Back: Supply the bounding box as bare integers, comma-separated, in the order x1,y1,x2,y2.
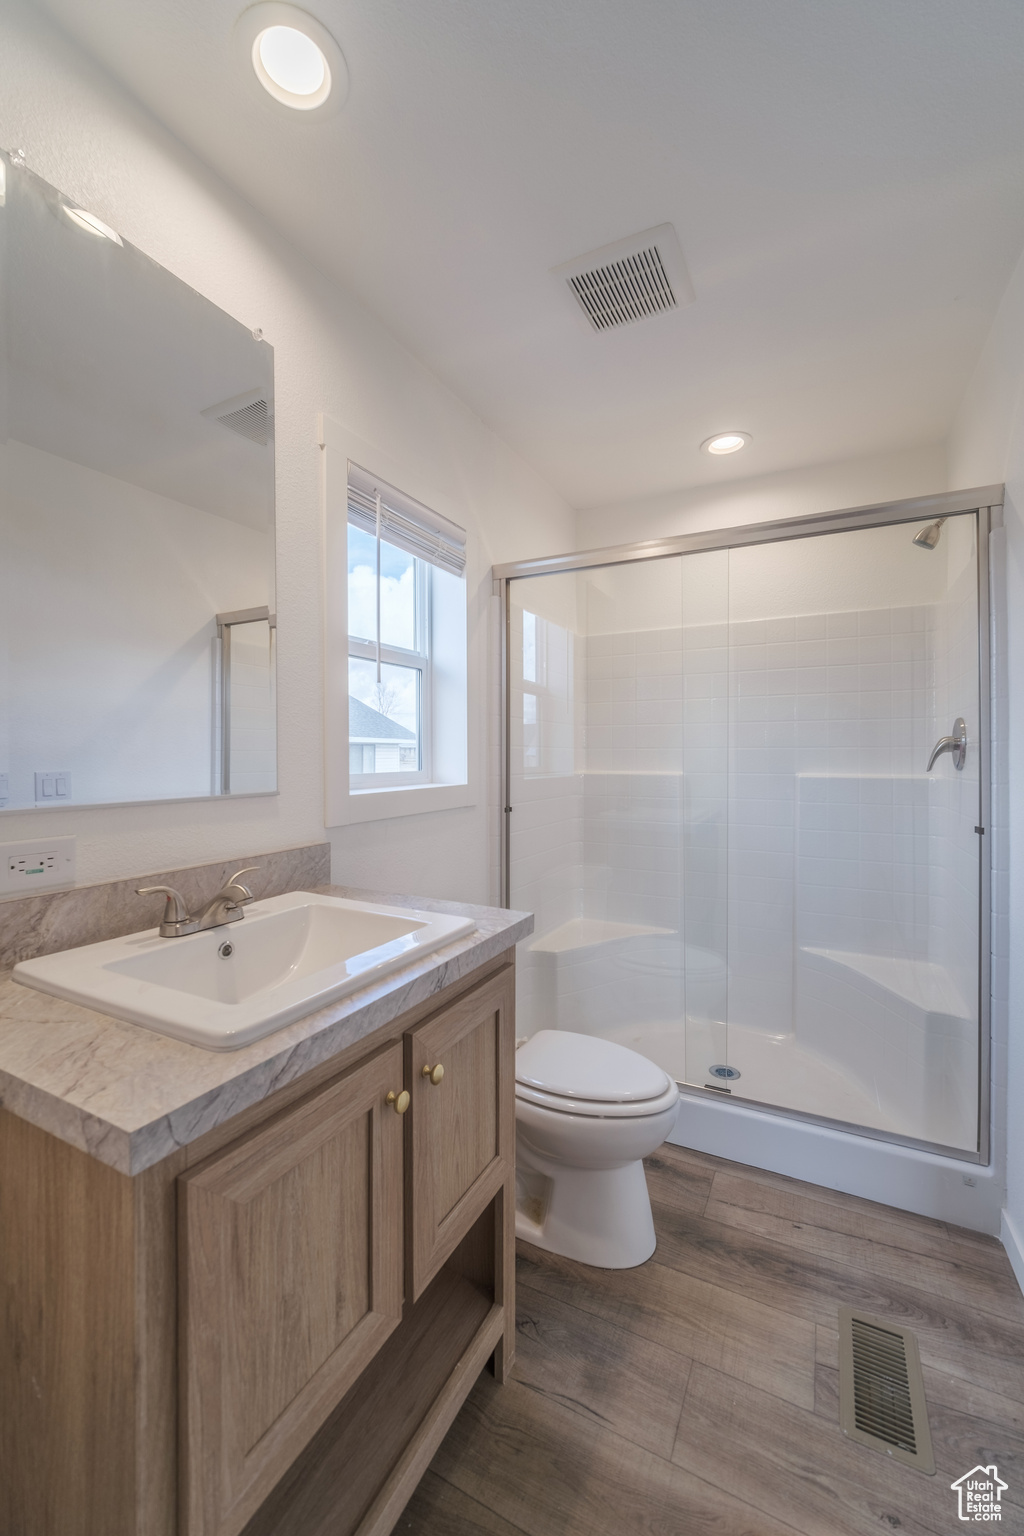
0,836,76,895
0,773,8,808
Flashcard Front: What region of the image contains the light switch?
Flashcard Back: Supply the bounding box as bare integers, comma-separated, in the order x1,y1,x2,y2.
34,771,72,803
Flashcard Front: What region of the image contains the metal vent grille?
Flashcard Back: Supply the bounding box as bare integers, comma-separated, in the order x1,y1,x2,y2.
567,245,676,331
217,398,270,445
838,1308,935,1474
201,390,273,446
552,223,694,334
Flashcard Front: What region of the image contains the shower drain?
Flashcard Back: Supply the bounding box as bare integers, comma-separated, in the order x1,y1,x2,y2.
708,1064,740,1081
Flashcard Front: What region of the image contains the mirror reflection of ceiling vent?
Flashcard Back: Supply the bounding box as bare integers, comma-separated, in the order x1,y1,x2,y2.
553,223,695,333
201,388,273,446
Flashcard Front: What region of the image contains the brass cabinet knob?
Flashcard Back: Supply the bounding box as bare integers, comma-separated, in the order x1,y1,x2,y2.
421,1063,444,1086
386,1089,410,1115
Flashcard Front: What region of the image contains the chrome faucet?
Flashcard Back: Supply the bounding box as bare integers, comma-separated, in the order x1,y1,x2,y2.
136,868,259,938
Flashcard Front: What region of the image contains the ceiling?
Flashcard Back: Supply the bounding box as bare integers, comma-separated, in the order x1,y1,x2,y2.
35,0,1024,508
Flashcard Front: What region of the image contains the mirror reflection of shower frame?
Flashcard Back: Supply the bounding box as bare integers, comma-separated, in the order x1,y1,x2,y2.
493,485,1001,1165
214,605,277,795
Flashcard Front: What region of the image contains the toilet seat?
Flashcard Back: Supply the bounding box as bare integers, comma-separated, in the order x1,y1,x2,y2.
515,1078,680,1118
515,1029,675,1118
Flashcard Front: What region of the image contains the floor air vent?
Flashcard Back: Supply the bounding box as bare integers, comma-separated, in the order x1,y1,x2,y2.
838,1308,935,1474
553,224,695,333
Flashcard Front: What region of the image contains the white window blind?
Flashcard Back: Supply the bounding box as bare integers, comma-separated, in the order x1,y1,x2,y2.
347,463,467,577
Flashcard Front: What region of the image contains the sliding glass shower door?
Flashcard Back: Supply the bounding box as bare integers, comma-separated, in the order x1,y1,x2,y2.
508,552,728,1095
505,504,987,1157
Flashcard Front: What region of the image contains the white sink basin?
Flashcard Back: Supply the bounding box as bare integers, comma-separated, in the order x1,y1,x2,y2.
12,891,476,1050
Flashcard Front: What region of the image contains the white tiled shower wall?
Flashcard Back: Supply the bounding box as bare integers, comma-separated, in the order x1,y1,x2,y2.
725,605,937,1033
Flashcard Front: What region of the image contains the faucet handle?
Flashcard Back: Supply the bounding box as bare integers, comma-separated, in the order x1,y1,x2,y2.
926,717,968,773
223,867,259,904
136,885,191,924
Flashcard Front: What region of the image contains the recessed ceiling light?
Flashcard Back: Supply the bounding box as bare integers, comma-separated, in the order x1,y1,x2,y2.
701,431,751,455
63,205,123,245
238,4,348,116
254,26,329,105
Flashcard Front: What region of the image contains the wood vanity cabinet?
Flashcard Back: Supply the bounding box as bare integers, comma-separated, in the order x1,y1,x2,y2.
179,1044,406,1536
406,967,514,1299
0,950,517,1536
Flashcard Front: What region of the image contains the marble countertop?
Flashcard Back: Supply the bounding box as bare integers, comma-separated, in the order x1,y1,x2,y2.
0,885,533,1175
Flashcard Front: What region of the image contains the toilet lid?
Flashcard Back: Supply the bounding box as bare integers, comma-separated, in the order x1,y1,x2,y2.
515,1029,671,1104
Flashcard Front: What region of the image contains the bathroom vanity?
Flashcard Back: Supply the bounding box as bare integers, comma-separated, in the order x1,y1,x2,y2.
0,883,532,1536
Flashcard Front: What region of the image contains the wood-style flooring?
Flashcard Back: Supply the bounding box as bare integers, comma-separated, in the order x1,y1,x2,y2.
398,1143,1024,1536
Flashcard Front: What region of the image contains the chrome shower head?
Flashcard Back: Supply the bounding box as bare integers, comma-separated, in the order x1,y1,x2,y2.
912,517,946,549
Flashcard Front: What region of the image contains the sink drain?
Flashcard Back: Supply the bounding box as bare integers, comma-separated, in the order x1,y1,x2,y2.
708,1064,740,1081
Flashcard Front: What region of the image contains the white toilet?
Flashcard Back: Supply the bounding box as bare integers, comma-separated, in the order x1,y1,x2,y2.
514,1029,680,1269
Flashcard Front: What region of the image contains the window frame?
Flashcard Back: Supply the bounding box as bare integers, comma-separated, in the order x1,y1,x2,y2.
347,552,432,789
321,415,473,828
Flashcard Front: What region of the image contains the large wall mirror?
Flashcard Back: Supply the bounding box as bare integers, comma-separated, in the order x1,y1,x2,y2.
0,152,276,812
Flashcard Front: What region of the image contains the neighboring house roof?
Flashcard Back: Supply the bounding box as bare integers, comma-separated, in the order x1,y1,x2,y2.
349,696,416,741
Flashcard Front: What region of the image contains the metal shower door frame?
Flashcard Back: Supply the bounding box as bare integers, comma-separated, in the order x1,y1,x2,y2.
215,605,277,796
494,485,1000,1165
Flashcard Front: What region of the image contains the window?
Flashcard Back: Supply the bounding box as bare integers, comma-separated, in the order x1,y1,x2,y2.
348,527,428,783
346,464,467,793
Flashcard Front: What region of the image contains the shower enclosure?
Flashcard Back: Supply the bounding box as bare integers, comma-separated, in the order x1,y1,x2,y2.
497,490,995,1160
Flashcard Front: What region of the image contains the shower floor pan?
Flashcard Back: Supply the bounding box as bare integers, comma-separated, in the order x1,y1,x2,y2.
596,1014,976,1153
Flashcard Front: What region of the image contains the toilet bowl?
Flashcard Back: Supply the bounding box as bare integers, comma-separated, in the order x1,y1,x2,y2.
514,1029,680,1269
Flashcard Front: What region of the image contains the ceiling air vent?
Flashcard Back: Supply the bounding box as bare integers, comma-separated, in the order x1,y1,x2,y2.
201,388,273,446
553,223,695,333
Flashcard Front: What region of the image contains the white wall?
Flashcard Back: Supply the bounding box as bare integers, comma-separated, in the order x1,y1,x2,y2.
575,443,948,551
0,439,272,809
0,0,574,899
949,243,1024,1288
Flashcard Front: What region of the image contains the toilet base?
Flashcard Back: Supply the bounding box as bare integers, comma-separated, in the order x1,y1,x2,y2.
514,1149,657,1269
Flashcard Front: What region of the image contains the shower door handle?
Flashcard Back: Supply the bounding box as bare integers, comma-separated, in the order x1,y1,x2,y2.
926,718,967,772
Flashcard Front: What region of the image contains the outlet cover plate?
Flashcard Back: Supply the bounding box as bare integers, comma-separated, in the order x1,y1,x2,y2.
0,835,76,896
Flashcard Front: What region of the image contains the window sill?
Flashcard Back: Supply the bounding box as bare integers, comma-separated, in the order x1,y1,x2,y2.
328,780,474,826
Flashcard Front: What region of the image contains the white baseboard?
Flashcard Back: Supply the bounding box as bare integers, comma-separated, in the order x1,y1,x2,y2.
1000,1208,1024,1299
669,1091,1003,1234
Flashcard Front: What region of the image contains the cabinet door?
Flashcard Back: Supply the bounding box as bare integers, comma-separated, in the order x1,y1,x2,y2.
407,967,514,1297
179,1044,405,1536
